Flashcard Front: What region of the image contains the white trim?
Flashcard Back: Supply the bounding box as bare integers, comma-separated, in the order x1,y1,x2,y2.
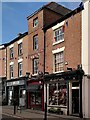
53,39,64,46
52,46,65,54
9,44,14,48
10,62,14,65
53,70,64,74
72,87,79,89
18,58,23,63
17,39,23,44
52,21,65,30
0,45,4,49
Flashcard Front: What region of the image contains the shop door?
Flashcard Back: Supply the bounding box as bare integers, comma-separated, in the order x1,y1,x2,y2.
13,86,19,106
30,92,42,110
72,82,79,115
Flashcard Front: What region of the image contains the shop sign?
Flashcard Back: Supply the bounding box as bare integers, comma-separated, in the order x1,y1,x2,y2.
7,80,25,86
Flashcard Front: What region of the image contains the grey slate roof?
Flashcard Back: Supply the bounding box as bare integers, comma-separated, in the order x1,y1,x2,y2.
27,2,71,20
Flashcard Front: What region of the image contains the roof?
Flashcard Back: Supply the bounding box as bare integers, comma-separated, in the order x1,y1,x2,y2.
43,4,84,30
0,32,28,47
27,2,71,20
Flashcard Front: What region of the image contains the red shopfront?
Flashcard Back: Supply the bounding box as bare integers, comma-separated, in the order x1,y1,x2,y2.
27,80,44,111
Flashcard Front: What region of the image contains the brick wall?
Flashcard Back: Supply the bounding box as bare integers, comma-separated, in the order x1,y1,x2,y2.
45,12,82,74
0,48,6,77
6,35,28,80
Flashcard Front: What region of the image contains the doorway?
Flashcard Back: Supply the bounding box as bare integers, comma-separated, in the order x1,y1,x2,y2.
72,82,79,115
13,86,19,106
30,92,42,110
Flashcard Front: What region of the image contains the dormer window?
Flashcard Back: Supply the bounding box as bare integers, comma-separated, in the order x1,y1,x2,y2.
33,17,38,27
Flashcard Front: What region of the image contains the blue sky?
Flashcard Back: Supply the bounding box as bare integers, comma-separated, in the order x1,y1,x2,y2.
2,2,81,44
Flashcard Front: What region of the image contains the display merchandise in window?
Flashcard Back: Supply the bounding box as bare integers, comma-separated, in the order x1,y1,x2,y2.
49,83,67,106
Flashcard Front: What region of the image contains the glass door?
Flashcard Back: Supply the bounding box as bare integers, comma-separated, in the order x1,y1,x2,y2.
30,92,42,110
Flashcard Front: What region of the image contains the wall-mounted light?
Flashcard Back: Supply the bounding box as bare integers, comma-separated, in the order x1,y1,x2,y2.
26,72,30,78
65,61,68,65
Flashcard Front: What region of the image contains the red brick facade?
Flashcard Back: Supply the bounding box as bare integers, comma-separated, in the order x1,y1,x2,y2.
45,12,82,74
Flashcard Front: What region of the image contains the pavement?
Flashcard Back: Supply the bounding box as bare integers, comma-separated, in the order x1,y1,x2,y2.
2,106,83,120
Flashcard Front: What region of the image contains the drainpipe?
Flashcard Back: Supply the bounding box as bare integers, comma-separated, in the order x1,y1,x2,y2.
43,29,46,74
43,29,47,120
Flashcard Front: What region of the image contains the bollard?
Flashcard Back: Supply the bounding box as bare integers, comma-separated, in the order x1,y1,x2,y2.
13,99,17,115
14,104,16,114
44,102,47,120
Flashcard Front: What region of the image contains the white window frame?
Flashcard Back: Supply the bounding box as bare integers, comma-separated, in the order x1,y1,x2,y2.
53,26,64,45
33,58,39,75
10,47,14,59
33,35,38,50
54,51,64,73
10,65,13,79
52,47,65,73
33,17,38,27
18,43,23,56
18,62,23,77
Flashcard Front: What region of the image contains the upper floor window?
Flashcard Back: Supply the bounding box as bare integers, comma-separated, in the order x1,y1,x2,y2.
54,51,64,72
18,43,23,56
10,65,13,79
10,47,14,59
33,58,39,74
18,62,23,77
54,26,64,43
33,17,38,27
33,35,38,50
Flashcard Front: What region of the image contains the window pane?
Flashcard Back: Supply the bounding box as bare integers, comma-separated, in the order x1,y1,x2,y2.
33,35,38,50
49,83,57,105
18,62,22,77
10,47,14,59
33,59,38,74
54,27,64,42
18,43,22,56
58,83,67,106
49,83,67,106
54,52,64,72
33,18,38,27
10,65,13,78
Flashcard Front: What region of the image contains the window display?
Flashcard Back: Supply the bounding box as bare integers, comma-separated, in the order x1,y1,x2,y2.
49,83,67,106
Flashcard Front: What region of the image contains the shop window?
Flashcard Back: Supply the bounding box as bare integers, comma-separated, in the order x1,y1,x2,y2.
18,62,23,77
54,26,64,44
33,35,38,50
49,83,67,106
33,58,39,74
33,17,38,27
10,65,13,79
10,47,14,59
18,43,23,56
54,51,64,72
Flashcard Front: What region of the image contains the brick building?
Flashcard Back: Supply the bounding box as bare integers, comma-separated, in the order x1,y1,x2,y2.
1,1,90,118
0,44,7,104
26,2,71,111
5,32,28,106
43,5,83,116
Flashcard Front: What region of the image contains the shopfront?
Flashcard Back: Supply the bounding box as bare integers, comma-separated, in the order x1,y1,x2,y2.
6,77,27,106
44,69,84,117
27,79,44,111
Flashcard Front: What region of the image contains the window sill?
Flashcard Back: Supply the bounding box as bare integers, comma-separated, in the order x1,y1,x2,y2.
53,70,64,74
18,53,23,56
32,73,38,76
53,39,64,46
10,58,14,60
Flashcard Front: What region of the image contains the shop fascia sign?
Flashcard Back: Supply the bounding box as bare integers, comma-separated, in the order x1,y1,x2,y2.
7,80,25,86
